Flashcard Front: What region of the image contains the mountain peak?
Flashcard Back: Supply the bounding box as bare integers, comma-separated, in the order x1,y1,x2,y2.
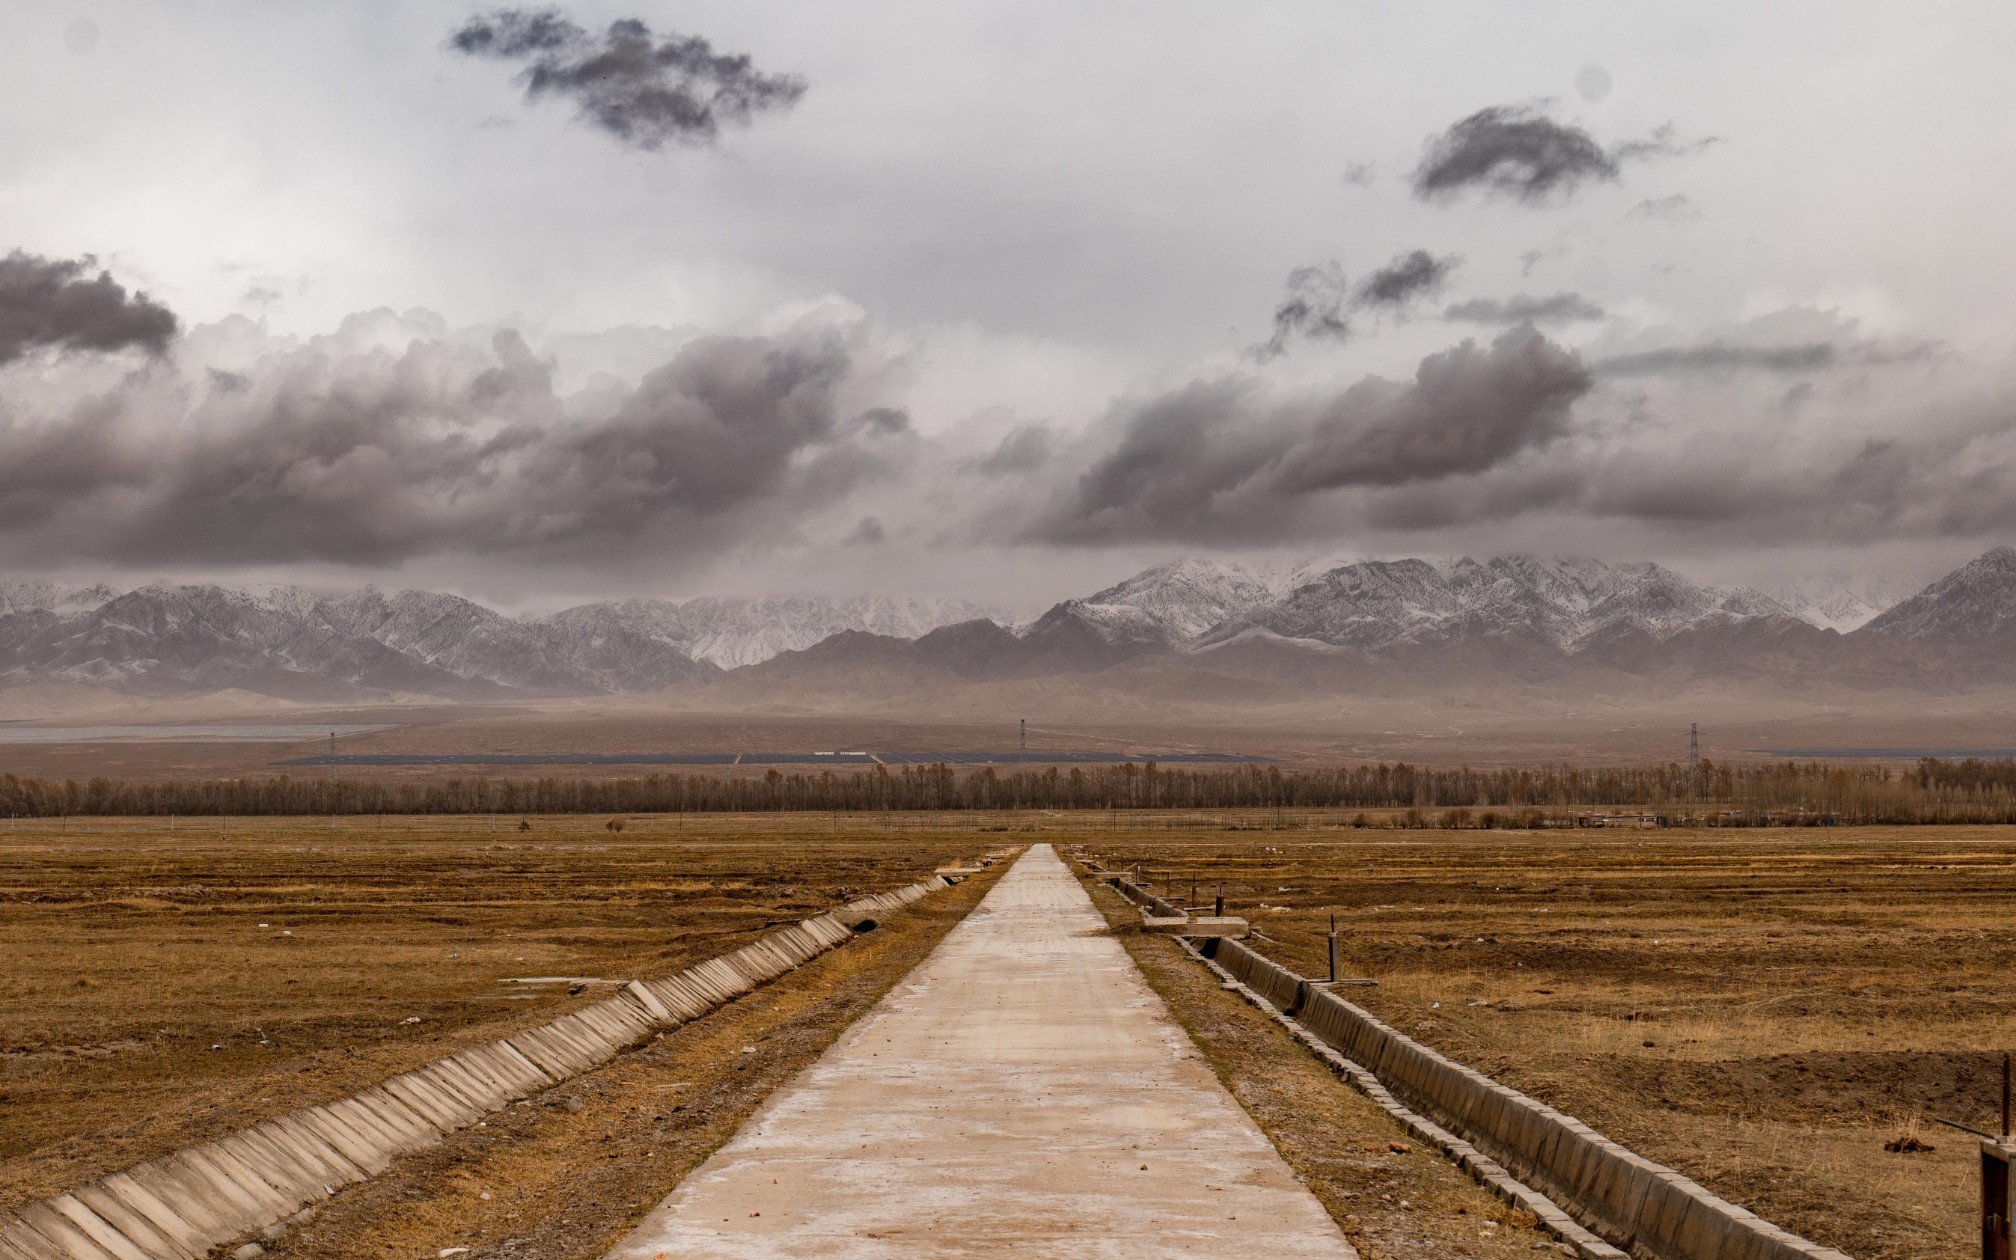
1863,546,2016,639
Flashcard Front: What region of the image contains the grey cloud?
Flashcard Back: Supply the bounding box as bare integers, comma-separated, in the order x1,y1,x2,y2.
1592,339,1937,377
1257,262,1351,359
1445,292,1605,324
0,250,178,365
0,322,906,568
1039,325,1593,543
448,8,806,151
844,516,886,545
1413,105,1713,204
1341,161,1378,187
1355,250,1460,310
1629,193,1702,222
1414,105,1619,203
1255,250,1458,359
965,424,1054,477
1610,124,1719,163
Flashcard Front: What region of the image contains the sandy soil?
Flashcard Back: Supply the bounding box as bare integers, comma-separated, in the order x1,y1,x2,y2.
0,814,979,1212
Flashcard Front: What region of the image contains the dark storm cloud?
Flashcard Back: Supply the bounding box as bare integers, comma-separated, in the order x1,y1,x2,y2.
0,324,907,567
448,8,807,150
1445,292,1605,324
1412,105,1713,204
1255,251,1459,358
0,250,178,365
1039,324,1593,543
1355,250,1459,310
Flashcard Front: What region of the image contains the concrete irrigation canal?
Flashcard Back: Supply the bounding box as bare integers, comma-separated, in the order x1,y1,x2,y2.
604,843,1358,1259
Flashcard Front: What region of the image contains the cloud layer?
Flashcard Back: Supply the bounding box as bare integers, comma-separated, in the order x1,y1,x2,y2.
449,8,807,150
0,316,908,569
1041,324,1592,543
0,251,178,365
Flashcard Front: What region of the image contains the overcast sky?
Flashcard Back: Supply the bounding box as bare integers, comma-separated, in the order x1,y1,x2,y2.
2,1,2012,611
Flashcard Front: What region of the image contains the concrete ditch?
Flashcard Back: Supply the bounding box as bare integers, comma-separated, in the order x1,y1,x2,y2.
0,855,1013,1260
1084,861,1854,1260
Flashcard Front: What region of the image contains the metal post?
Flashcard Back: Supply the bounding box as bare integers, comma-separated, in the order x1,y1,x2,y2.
1214,884,1224,917
1328,913,1340,984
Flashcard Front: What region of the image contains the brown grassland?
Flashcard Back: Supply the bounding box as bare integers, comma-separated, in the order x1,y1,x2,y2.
0,814,979,1214
1078,821,2016,1260
7,807,2007,1260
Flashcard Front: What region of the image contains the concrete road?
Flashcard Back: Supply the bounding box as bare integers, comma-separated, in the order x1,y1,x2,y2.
605,843,1358,1258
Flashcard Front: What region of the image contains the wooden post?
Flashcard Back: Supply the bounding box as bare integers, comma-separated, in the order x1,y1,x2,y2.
1988,1053,2016,1260
1986,1139,2013,1260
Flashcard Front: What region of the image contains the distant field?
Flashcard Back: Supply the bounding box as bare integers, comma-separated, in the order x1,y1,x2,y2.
0,815,977,1211
1078,826,2016,1260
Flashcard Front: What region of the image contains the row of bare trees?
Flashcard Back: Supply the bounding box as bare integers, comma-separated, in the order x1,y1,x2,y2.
4,758,2016,823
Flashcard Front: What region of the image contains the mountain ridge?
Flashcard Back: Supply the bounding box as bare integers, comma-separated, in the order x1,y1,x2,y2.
0,550,1998,708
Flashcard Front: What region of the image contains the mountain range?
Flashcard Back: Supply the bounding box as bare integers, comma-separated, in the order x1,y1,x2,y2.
4,550,2016,710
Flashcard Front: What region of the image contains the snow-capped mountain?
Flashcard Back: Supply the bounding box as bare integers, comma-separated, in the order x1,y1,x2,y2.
1863,547,2016,639
1027,559,1292,646
0,583,996,699
1768,575,1912,632
541,594,1001,670
2,550,2009,704
1040,554,1795,654
0,580,123,617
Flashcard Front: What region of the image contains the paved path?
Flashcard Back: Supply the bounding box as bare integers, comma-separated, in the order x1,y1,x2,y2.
605,843,1357,1258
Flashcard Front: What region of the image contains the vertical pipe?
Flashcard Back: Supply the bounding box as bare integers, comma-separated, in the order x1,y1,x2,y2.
1214,885,1224,917
1328,913,1339,983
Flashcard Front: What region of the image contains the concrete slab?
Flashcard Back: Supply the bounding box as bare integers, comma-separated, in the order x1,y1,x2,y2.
605,844,1357,1259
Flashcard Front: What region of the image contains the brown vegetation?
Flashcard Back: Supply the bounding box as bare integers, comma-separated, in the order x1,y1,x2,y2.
1078,826,2016,1260
0,814,976,1213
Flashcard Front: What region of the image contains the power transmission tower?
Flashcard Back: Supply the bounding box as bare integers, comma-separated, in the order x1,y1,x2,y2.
1689,723,1702,801
1019,718,1027,754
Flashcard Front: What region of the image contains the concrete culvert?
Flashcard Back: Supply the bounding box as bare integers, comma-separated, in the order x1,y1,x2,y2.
850,918,879,933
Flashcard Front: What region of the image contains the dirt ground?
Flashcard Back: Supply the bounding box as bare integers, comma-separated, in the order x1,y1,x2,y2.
0,814,980,1213
1077,826,2016,1260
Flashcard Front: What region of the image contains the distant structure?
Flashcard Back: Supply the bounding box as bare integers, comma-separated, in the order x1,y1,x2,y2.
1689,723,1703,798
1020,718,1027,754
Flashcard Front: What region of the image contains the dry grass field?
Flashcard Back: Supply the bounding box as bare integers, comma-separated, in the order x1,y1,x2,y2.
1078,824,2016,1260
0,814,978,1213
